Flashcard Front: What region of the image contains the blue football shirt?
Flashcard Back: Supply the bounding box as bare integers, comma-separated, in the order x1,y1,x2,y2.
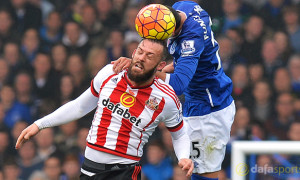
167,1,233,116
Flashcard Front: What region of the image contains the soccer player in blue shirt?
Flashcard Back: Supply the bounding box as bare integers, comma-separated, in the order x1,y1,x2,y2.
113,1,236,180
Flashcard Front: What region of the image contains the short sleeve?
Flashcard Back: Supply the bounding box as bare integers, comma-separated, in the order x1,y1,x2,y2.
160,91,184,132
90,64,115,97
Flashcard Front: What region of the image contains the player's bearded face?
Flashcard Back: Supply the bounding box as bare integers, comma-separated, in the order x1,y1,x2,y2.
127,40,163,84
127,60,158,84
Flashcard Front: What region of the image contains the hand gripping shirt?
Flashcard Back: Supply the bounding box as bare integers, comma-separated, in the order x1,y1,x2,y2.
167,1,233,116
87,64,183,161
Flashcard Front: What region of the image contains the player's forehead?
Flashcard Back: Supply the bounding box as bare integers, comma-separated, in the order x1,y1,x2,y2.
138,39,163,55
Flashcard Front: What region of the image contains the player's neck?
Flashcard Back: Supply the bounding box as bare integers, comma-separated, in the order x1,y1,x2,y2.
173,12,186,36
126,74,155,88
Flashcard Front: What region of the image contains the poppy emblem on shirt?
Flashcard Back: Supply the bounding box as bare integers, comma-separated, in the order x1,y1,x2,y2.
120,92,136,107
145,97,159,111
169,41,177,55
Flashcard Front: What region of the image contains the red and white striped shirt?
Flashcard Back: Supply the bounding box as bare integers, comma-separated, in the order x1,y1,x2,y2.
86,64,183,161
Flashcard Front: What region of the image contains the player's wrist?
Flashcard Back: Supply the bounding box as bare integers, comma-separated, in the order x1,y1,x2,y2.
34,119,46,130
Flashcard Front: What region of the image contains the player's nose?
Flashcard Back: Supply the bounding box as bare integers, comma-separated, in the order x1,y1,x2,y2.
138,54,146,62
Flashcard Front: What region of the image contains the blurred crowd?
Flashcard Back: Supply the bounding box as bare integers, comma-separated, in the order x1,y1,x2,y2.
0,0,300,179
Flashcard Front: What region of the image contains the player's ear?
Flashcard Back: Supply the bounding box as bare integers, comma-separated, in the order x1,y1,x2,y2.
132,49,136,59
157,61,167,71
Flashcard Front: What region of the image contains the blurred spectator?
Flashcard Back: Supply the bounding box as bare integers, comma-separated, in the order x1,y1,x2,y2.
51,43,68,75
14,72,38,119
249,80,273,123
66,53,90,96
62,21,90,57
282,5,300,53
17,140,43,180
292,0,300,4
43,155,64,180
248,63,265,86
39,11,63,53
288,54,300,94
232,107,251,140
3,41,30,83
32,53,60,101
76,127,89,164
81,4,107,46
7,0,42,33
11,120,28,143
28,0,55,20
62,154,80,180
3,42,23,68
54,121,78,152
225,27,244,55
0,58,9,89
0,129,13,167
14,72,33,105
273,67,292,98
2,157,21,180
287,120,300,141
273,30,294,64
217,35,246,74
231,64,252,108
287,175,300,180
0,169,3,179
21,28,41,64
47,0,71,14
250,121,267,140
294,97,300,115
1,85,32,129
255,155,274,180
239,15,265,64
86,47,109,78
122,6,142,45
0,9,19,52
213,0,247,35
112,0,128,17
126,40,140,59
261,38,283,78
95,0,122,29
67,0,88,23
242,0,267,9
28,170,49,180
36,98,57,119
58,74,76,105
199,0,223,18
265,92,295,140
106,29,127,61
142,140,173,180
34,128,57,161
285,121,300,170
0,103,6,128
259,0,288,30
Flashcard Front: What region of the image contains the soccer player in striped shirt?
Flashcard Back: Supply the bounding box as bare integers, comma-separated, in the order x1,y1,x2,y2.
15,39,193,180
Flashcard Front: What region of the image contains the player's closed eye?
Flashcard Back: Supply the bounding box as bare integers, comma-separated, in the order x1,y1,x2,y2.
147,54,154,60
